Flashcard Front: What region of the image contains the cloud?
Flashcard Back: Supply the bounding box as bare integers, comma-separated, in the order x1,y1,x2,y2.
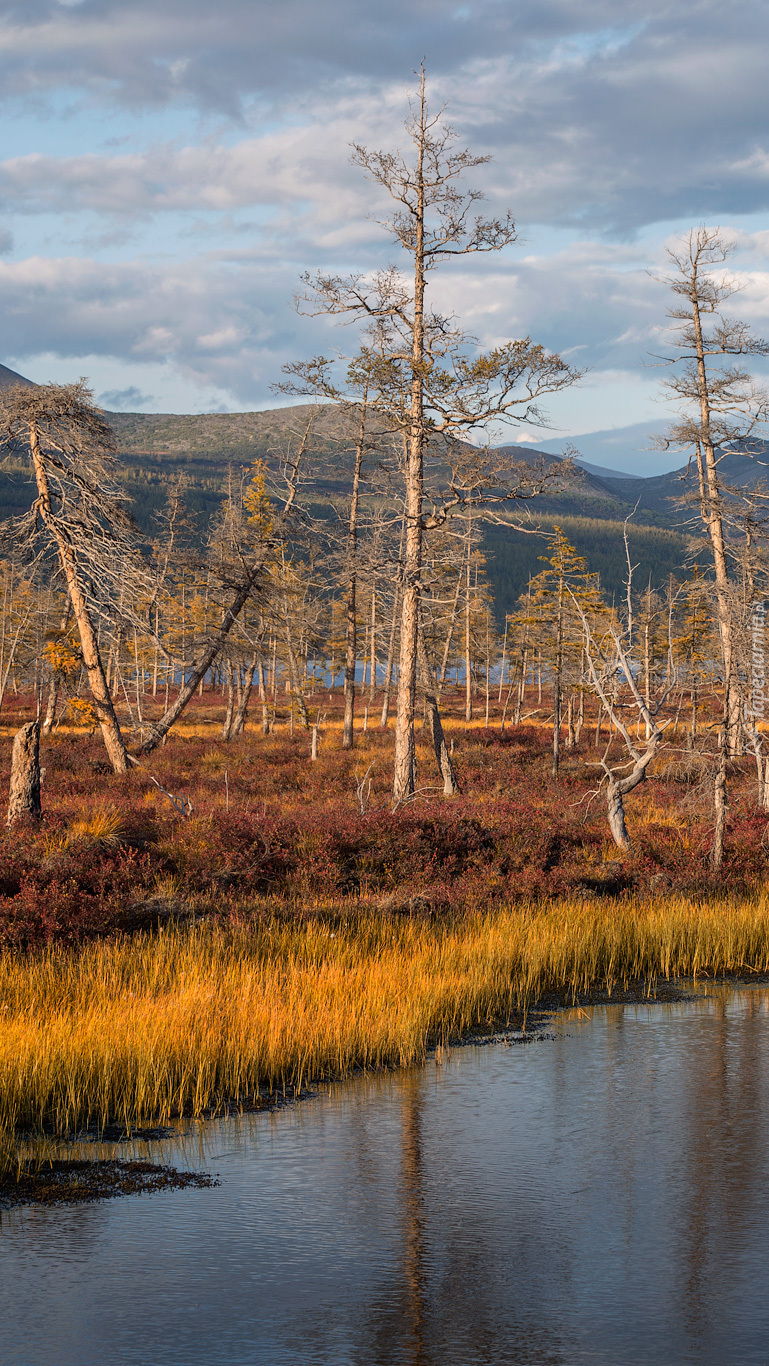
97,384,155,409
0,251,311,405
0,3,764,232
0,1,595,108
1,1,769,419
5,229,766,415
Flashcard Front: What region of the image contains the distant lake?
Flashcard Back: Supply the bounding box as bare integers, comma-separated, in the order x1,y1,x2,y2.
2,985,769,1365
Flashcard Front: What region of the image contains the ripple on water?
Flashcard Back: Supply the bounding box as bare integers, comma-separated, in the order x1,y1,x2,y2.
1,986,769,1366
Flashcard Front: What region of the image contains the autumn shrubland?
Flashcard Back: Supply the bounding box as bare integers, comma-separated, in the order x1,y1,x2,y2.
0,687,767,951
1,686,769,1177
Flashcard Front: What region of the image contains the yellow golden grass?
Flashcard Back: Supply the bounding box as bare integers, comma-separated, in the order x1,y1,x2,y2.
2,893,769,1176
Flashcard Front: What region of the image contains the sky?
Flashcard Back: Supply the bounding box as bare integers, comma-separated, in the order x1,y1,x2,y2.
1,0,769,465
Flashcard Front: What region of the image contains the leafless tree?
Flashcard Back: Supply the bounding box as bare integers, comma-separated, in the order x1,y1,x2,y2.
656,228,769,754
573,565,676,851
298,70,579,803
138,412,316,753
0,381,145,774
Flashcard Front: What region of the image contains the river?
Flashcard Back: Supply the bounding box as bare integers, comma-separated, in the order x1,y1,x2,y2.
1,985,768,1365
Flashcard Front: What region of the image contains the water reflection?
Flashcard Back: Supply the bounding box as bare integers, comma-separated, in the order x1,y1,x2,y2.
1,987,769,1365
402,1075,427,1366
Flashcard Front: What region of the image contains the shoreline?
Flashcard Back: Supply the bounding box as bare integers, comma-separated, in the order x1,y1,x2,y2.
3,904,769,1205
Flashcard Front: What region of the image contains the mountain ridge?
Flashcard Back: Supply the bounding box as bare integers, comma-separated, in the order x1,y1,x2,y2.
4,393,767,616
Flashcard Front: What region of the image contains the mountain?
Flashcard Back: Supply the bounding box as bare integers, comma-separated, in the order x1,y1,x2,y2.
492,444,637,522
0,363,34,389
0,403,696,617
576,458,641,480
595,443,769,517
534,420,676,478
4,399,767,623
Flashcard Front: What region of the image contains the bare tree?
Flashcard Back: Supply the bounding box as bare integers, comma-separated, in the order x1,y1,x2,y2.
299,70,579,803
0,382,143,774
573,560,676,851
139,418,314,753
657,228,769,753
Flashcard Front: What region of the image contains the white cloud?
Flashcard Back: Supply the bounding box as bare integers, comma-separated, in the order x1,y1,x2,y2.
1,0,768,418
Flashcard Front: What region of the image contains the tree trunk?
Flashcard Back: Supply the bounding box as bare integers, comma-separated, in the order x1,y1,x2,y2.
712,720,728,870
497,620,508,704
605,741,659,852
484,616,490,728
574,687,584,745
392,94,427,804
231,656,257,738
606,776,630,851
566,694,575,749
42,602,72,736
256,653,270,735
514,649,527,726
42,672,61,736
552,577,564,778
380,521,405,728
552,673,561,776
687,256,740,751
368,587,377,703
133,629,144,725
343,395,367,750
464,524,472,723
7,720,41,826
140,572,258,753
393,427,423,801
418,629,458,796
221,661,235,739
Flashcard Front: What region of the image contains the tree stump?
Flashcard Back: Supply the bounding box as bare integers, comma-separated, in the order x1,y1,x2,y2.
6,721,41,826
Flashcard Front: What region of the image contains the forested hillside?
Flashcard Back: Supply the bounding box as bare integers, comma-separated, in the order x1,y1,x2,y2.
0,402,700,620
103,408,697,617
483,516,692,624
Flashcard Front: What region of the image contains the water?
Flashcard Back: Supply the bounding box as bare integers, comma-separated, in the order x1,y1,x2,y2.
2,987,769,1365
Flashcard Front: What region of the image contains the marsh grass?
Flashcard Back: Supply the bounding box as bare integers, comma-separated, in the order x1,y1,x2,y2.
3,894,769,1177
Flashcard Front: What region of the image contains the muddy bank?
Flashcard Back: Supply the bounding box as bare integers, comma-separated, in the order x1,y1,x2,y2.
0,1159,218,1209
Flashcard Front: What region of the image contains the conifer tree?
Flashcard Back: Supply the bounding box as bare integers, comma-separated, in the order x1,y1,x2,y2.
510,528,606,776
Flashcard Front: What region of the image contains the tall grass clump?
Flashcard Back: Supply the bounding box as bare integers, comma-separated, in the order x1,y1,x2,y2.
2,893,769,1177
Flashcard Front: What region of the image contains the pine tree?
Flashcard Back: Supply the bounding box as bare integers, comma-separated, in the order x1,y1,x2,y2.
510,528,607,776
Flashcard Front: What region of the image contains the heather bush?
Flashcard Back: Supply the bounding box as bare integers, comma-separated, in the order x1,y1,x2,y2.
0,692,768,948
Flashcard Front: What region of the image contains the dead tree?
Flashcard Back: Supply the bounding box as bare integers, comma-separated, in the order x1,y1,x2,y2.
657,228,769,754
6,720,41,826
575,596,675,852
341,393,368,748
140,417,314,753
0,382,143,774
297,72,580,805
417,628,458,796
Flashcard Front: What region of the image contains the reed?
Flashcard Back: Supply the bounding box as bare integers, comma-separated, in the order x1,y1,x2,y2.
3,894,769,1176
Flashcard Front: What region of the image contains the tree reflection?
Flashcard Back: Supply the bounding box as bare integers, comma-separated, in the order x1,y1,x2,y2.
401,1071,428,1366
